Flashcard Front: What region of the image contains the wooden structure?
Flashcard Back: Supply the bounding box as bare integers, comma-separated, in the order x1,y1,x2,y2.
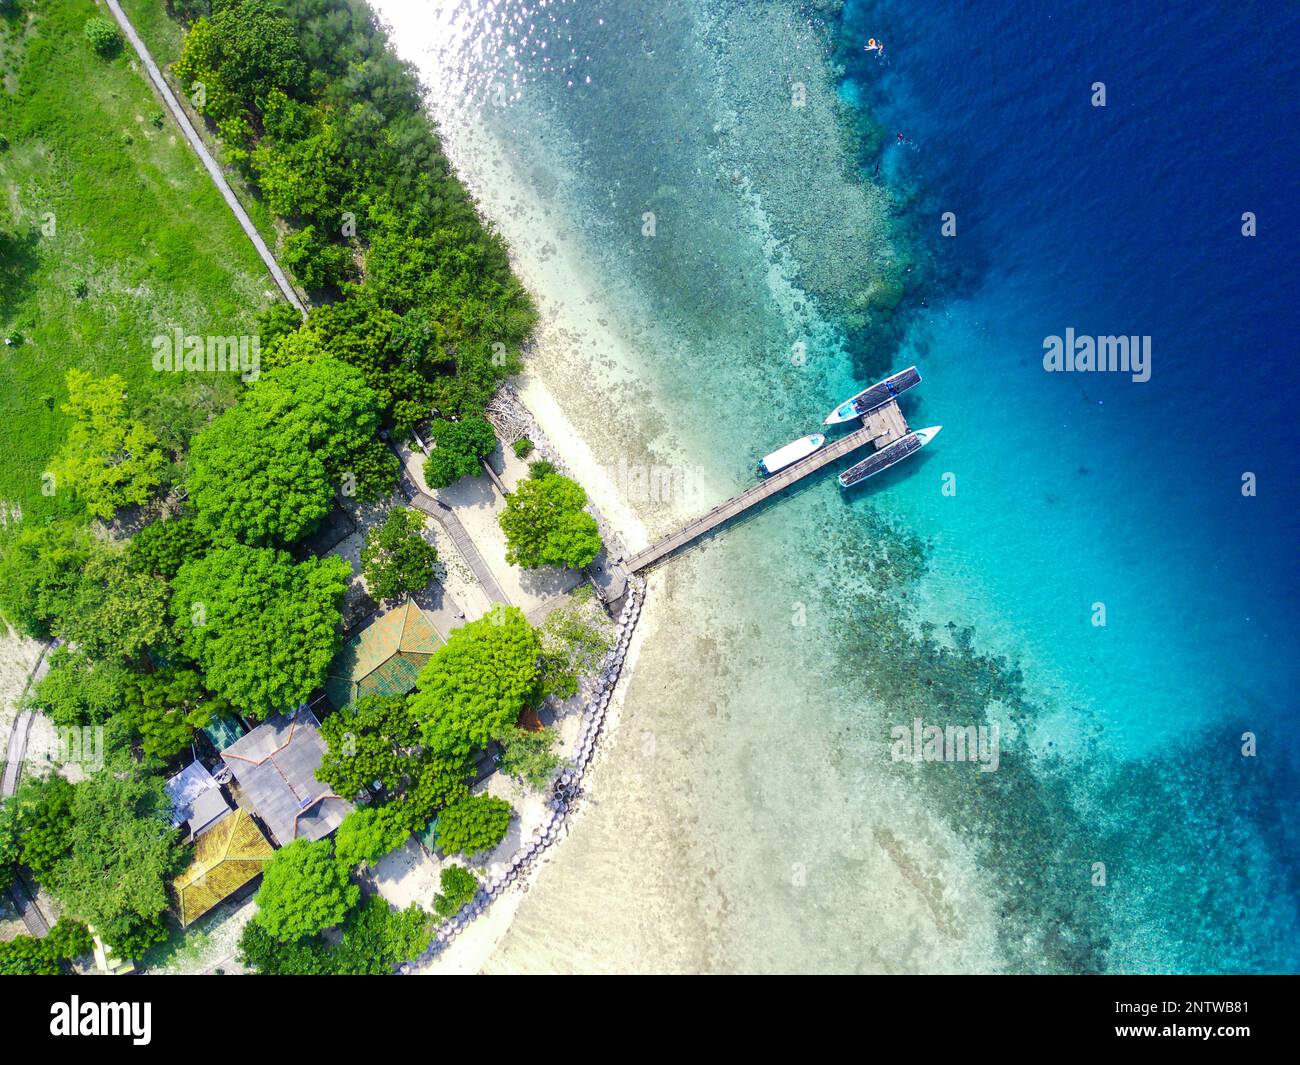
623,368,929,573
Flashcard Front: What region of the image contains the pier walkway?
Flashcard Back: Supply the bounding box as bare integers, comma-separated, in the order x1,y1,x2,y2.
623,422,878,573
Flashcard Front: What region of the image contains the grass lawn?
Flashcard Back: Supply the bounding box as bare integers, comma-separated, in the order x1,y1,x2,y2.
118,0,282,249
0,0,279,527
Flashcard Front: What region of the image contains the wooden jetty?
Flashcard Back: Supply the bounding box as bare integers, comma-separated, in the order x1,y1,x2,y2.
622,368,926,574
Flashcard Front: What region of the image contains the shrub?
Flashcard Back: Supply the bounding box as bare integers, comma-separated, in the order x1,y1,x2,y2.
512,437,534,459
84,17,123,58
433,865,478,918
360,508,437,603
433,795,513,858
422,416,497,489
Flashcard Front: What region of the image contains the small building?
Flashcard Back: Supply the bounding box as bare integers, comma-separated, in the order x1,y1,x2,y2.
172,808,275,927
164,760,231,840
324,599,442,709
220,709,351,847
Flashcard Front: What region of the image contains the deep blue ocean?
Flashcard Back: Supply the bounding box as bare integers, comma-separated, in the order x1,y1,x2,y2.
836,0,1300,968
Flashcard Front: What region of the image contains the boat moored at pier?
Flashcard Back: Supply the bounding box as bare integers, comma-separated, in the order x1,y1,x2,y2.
758,434,825,476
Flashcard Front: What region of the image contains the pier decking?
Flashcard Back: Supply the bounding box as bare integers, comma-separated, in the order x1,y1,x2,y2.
621,367,930,574
623,422,880,573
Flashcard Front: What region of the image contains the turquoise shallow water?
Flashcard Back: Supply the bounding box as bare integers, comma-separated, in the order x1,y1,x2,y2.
380,0,1298,971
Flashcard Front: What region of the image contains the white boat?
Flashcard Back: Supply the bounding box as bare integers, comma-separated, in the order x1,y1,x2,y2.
758,433,825,476
914,425,943,446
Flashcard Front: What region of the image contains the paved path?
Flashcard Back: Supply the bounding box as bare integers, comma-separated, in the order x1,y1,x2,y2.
8,874,50,938
401,473,511,606
1,711,34,798
104,0,306,317
2,639,53,797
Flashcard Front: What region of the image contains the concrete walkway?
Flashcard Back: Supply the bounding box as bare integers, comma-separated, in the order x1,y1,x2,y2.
104,0,306,317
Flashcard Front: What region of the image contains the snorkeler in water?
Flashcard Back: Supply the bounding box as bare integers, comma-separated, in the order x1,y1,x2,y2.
865,37,885,57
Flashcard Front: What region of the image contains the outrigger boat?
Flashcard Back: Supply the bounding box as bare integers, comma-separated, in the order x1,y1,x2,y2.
823,365,921,424
838,425,942,487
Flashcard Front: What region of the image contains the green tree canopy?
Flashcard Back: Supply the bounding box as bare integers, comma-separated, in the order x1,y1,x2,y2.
53,766,184,958
120,668,230,761
497,727,562,790
360,507,437,603
333,806,410,869
188,357,394,545
13,774,75,885
433,864,478,918
27,647,129,727
50,369,167,521
127,515,211,578
317,694,470,827
52,549,170,665
172,545,349,719
499,472,602,570
433,795,513,859
0,520,93,638
187,399,332,547
253,838,358,942
408,605,541,760
422,416,497,490
238,896,431,975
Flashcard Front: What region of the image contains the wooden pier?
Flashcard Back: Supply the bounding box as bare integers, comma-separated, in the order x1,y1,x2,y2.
624,422,882,573
621,369,927,574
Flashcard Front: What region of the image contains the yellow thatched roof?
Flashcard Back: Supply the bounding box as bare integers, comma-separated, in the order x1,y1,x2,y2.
173,808,274,926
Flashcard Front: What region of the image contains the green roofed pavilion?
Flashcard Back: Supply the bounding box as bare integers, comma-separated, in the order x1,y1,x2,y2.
325,600,443,709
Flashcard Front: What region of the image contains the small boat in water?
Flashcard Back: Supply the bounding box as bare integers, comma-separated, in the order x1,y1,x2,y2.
824,365,922,424
838,425,942,488
758,433,825,476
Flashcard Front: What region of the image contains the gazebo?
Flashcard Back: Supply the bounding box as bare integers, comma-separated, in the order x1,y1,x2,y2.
324,599,442,709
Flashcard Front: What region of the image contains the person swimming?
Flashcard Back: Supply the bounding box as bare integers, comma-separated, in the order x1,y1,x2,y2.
865,37,884,56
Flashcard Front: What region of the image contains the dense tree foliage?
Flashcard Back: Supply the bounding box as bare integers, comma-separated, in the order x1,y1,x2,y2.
0,520,93,638
53,766,184,958
188,358,392,545
127,515,210,578
499,471,603,570
172,545,349,719
433,795,513,859
317,694,470,829
12,775,76,884
422,416,497,489
433,864,478,919
172,0,536,429
497,727,562,790
0,917,96,975
253,838,358,942
52,548,170,665
408,606,541,759
360,507,437,603
0,802,17,893
120,668,230,761
333,806,410,869
51,370,168,520
238,895,432,975
27,648,129,727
